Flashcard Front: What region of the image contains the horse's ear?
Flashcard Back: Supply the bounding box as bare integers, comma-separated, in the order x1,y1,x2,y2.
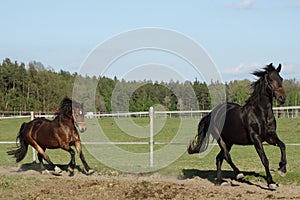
276,64,282,73
268,63,273,67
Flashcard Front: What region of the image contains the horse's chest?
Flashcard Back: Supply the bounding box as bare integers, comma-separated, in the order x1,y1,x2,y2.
60,125,71,134
59,125,78,141
247,112,277,143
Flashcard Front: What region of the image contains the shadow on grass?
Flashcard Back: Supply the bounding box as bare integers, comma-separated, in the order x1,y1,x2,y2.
180,169,273,190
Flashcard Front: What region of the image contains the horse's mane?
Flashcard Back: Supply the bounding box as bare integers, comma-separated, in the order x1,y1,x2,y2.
55,97,74,116
244,64,276,106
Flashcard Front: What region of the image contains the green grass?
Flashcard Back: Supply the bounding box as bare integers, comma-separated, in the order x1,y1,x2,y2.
0,117,299,185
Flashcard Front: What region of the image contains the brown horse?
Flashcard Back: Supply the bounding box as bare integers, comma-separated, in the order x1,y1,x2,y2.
7,97,93,176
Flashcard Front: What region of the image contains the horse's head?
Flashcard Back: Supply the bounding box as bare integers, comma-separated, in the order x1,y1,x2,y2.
72,101,87,133
56,97,87,133
265,63,286,105
252,63,286,105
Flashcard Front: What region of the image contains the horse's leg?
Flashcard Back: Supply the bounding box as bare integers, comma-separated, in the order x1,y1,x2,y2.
37,148,61,174
29,140,56,171
216,150,224,185
276,137,287,177
226,144,244,180
68,148,76,168
218,139,243,181
58,144,77,176
253,135,277,189
38,151,45,170
67,148,76,176
37,152,49,174
74,141,93,175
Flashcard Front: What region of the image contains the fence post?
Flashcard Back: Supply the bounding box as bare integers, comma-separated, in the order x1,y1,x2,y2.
30,112,36,163
149,107,154,168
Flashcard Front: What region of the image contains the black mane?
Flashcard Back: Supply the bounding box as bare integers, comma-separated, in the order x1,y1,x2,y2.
56,97,74,116
244,63,277,106
252,63,276,78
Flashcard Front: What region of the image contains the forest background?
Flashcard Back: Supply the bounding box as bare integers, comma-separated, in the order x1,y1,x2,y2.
1,58,299,113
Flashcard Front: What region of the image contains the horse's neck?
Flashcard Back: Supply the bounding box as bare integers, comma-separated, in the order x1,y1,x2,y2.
55,114,74,125
253,93,277,135
244,93,273,114
243,94,276,135
258,94,273,110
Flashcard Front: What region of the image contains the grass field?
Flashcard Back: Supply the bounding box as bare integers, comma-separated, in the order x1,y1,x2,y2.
0,117,299,185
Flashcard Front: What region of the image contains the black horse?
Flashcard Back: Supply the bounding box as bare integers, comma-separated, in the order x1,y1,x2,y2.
188,63,286,189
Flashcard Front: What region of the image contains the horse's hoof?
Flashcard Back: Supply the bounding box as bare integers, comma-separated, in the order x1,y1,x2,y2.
236,173,244,180
52,172,63,176
269,183,279,190
215,180,228,186
52,166,63,176
41,169,50,175
278,170,286,177
54,166,62,174
220,181,230,186
69,171,74,177
86,169,94,175
67,166,74,173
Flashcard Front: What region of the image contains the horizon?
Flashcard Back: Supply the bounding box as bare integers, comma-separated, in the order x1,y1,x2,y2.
2,57,297,84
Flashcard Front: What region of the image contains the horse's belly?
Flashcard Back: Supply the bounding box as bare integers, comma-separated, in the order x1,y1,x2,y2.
34,130,60,148
36,137,60,149
222,126,251,145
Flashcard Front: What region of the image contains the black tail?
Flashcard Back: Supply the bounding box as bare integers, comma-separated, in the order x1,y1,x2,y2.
188,113,211,154
7,122,29,162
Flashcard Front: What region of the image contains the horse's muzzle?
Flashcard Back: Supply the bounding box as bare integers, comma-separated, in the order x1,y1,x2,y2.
76,122,87,133
274,87,286,105
79,127,87,133
276,95,286,105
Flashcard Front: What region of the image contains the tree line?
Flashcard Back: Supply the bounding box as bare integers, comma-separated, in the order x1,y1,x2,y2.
1,58,300,113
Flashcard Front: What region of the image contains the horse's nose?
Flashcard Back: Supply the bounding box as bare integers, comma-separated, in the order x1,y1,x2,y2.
278,95,286,104
80,127,87,133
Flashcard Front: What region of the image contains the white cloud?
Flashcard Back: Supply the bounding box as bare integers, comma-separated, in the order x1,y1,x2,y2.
295,1,300,8
222,63,260,75
221,63,263,82
222,63,300,82
280,63,300,78
281,63,294,73
279,63,300,82
231,0,255,9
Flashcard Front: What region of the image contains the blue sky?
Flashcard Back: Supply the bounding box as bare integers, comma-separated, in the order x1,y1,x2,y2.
1,0,300,82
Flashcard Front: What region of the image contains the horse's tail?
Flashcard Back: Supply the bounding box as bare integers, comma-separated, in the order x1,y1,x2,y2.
188,113,211,154
7,122,29,162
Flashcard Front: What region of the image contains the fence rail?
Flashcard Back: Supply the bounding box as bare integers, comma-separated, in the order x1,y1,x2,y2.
87,106,300,119
1,106,300,119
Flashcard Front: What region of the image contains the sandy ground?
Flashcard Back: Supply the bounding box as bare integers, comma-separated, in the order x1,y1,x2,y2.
0,165,299,200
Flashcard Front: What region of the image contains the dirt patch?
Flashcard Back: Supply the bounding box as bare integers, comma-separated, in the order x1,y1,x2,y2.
0,165,299,200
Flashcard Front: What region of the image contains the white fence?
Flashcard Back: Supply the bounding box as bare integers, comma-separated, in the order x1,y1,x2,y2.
85,106,300,119
1,106,300,165
87,106,300,119
2,106,300,119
